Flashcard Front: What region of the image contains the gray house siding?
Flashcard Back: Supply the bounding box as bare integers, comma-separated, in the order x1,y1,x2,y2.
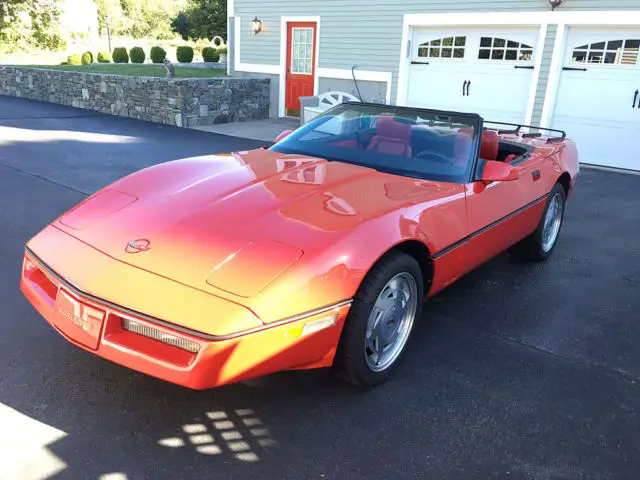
531,24,557,126
233,0,640,121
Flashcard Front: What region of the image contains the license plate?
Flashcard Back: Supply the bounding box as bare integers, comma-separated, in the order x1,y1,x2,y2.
53,289,105,350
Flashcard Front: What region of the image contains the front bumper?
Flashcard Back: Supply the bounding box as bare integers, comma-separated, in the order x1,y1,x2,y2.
20,246,351,390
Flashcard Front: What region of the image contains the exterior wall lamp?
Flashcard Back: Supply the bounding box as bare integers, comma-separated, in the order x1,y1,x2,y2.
549,0,564,10
252,17,263,34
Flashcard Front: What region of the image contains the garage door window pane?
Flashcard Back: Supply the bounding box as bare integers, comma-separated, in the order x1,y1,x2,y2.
442,37,454,47
505,49,517,60
442,47,452,58
572,50,587,62
588,51,604,63
604,52,617,64
418,46,428,57
493,38,506,48
480,37,492,48
607,40,623,50
455,37,466,47
478,49,490,59
430,48,441,58
519,49,533,61
453,48,465,58
491,49,505,60
591,41,606,50
430,39,441,46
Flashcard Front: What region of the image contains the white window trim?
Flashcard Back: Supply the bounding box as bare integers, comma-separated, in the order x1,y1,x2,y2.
398,11,640,128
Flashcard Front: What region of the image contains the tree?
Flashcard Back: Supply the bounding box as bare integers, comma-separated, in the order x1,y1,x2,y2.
173,0,226,41
171,11,189,40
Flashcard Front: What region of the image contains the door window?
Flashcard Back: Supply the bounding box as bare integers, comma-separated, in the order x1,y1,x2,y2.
478,37,533,61
417,36,466,59
291,28,314,74
571,39,640,65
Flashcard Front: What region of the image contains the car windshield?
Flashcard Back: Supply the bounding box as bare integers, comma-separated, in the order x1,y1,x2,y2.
269,103,481,183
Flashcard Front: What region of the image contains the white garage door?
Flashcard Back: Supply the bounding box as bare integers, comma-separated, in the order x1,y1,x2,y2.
551,27,640,171
407,27,538,125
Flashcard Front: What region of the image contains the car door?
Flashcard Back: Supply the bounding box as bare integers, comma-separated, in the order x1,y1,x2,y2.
461,153,548,274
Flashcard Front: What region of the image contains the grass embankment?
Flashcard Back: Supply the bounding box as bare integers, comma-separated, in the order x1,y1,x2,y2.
17,64,227,78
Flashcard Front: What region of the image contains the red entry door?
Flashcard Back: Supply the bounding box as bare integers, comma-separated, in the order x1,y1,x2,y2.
285,22,317,117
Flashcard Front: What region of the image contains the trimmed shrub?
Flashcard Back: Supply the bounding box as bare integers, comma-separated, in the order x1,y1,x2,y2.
201,46,219,63
81,51,93,65
217,45,227,54
97,51,111,63
129,46,146,64
150,46,166,64
176,45,194,63
67,54,82,65
112,47,129,64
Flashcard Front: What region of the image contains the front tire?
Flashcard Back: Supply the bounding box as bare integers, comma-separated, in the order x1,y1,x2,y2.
511,183,566,262
334,251,424,387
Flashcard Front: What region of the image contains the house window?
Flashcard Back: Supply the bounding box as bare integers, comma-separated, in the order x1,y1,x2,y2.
291,28,314,74
478,37,533,61
571,39,640,65
418,36,466,59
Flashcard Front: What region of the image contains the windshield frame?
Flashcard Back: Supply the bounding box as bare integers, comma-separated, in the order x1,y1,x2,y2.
269,101,484,184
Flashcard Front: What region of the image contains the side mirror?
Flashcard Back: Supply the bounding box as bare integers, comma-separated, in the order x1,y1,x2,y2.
274,129,294,143
481,160,518,183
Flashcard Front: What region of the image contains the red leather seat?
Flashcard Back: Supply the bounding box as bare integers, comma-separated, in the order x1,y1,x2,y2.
366,115,412,157
480,130,499,161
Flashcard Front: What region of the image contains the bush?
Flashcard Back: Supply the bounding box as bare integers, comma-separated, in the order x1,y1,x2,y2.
129,46,146,64
81,51,93,65
67,54,82,65
217,45,227,54
201,46,219,62
112,47,129,64
97,51,111,63
150,46,167,64
176,45,194,63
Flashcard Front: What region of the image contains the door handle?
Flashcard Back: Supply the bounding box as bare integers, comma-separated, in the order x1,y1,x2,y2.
562,67,588,71
462,80,468,96
514,65,535,70
634,90,639,109
466,80,471,96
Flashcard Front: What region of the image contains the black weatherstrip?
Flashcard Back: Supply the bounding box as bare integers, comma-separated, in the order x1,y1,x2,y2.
432,193,549,260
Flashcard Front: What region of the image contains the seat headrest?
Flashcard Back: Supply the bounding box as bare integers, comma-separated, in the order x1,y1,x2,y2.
376,115,412,141
480,131,499,161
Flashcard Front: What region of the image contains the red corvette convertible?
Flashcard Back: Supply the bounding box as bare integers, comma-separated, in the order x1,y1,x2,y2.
21,103,579,389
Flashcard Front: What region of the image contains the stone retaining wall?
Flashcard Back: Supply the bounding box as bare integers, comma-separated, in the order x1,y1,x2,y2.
0,67,270,127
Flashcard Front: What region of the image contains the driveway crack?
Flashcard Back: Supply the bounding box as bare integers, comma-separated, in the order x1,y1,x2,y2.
0,162,90,196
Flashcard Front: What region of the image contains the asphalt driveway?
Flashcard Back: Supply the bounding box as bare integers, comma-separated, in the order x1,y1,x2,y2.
1,96,640,480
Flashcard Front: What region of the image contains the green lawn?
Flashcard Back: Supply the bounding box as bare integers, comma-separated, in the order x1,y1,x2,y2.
20,64,227,78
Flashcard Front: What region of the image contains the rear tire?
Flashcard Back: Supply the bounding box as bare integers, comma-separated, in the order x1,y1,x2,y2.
334,251,424,387
510,183,566,262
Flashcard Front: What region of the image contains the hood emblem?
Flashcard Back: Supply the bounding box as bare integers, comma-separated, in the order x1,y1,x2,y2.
125,239,151,253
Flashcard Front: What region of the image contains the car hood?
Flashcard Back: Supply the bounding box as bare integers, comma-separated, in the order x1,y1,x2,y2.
54,149,457,298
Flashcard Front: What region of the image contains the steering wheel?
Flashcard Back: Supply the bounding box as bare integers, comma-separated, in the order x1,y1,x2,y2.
414,150,454,165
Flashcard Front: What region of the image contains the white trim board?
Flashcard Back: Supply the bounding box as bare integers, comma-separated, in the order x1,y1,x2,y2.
279,16,322,118
317,68,393,104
